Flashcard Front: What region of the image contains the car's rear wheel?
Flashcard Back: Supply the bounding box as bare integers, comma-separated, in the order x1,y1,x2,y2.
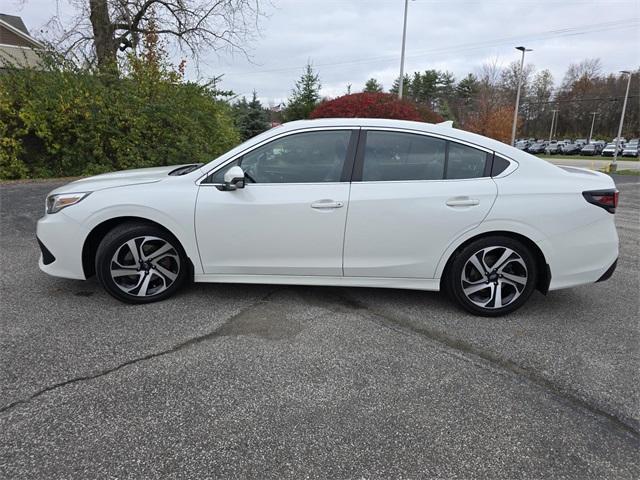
446,236,537,316
95,222,188,304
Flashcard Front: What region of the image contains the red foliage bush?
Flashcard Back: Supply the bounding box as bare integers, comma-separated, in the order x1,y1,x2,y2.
311,92,435,122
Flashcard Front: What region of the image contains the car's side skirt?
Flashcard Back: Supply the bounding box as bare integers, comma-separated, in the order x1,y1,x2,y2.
194,274,441,291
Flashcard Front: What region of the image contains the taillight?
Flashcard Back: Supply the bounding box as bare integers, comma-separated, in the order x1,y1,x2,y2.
582,189,619,213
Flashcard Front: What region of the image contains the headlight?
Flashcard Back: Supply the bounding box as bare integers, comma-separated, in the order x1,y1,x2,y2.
46,192,91,214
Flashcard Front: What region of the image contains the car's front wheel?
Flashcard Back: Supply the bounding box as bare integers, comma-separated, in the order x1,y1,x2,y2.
95,222,188,304
446,236,538,316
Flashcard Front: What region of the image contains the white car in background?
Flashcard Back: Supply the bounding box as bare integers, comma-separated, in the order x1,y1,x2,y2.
37,119,619,316
622,139,639,157
601,142,624,157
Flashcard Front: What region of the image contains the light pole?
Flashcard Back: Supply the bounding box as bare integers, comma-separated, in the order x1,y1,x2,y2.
510,46,532,146
611,70,633,172
588,112,599,144
398,0,410,99
548,109,558,145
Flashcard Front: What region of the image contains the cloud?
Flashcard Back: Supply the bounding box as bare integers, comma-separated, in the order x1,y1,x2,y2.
12,0,640,103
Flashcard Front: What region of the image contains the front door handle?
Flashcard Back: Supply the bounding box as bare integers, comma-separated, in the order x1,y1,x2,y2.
311,200,344,209
446,197,480,207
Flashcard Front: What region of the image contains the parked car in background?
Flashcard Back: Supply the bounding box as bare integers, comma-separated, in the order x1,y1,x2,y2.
546,141,563,155
575,139,587,146
562,143,582,155
601,142,623,157
580,143,603,156
528,142,547,154
36,118,619,316
515,140,530,152
622,140,639,157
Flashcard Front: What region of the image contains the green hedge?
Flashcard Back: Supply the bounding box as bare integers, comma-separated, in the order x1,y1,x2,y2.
0,66,239,179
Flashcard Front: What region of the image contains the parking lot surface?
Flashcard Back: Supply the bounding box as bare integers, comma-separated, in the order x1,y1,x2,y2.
1,176,639,479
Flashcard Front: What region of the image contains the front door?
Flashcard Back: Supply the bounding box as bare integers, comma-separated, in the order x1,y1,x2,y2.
195,129,357,276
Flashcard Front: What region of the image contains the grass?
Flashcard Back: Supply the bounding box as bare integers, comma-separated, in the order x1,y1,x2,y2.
536,154,639,161
608,169,640,176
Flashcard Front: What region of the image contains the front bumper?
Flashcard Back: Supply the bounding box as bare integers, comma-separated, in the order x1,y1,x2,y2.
36,212,89,280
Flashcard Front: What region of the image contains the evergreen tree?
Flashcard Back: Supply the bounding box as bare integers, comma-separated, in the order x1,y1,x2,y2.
389,74,411,98
232,96,249,137
283,63,321,121
363,78,383,93
232,91,270,140
243,91,270,139
456,73,480,103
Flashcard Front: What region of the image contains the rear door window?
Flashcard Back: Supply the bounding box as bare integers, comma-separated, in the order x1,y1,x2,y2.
359,131,491,181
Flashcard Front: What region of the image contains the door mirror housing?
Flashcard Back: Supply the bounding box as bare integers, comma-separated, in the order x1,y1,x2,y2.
223,166,245,190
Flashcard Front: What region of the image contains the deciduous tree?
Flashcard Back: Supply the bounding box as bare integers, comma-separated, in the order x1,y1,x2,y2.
54,0,264,73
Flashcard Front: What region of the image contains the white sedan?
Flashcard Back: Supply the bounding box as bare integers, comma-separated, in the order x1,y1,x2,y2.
37,119,619,316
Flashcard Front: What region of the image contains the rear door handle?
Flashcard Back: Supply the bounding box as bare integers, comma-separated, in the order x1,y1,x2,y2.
311,200,344,209
446,197,480,207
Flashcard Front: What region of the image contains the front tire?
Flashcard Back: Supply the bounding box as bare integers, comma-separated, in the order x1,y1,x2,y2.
95,222,188,304
446,236,537,317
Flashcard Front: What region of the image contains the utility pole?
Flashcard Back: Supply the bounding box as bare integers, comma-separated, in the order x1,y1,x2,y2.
611,70,633,172
398,0,410,99
510,46,532,146
548,109,558,144
588,112,599,144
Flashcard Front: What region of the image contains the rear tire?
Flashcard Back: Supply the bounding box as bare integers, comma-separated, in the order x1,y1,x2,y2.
445,236,537,317
95,222,188,304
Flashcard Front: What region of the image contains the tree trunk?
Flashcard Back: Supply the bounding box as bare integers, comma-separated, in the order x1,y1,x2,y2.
89,0,117,72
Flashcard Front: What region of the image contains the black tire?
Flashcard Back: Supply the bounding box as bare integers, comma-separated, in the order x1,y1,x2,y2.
445,236,538,317
95,222,188,304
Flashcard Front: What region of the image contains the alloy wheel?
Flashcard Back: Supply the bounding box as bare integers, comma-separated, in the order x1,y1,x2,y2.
460,246,528,310
109,236,181,297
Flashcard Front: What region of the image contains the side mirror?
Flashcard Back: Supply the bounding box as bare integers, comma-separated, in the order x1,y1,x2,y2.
224,166,245,190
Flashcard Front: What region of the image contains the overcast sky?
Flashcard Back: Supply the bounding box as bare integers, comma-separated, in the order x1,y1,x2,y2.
9,0,640,104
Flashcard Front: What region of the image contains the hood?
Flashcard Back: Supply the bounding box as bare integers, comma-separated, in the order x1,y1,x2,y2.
48,165,192,195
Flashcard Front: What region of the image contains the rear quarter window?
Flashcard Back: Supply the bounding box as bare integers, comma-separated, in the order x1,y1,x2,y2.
491,156,511,176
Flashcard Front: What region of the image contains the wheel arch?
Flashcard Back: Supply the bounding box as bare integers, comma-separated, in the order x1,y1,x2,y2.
439,230,551,295
82,216,195,281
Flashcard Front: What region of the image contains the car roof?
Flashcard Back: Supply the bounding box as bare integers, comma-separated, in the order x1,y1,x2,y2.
279,118,523,157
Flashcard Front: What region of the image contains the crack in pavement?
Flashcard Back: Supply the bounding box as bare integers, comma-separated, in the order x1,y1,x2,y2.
2,284,638,444
0,289,281,415
323,291,640,441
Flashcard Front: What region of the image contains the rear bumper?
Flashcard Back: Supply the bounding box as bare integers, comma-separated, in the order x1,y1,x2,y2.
546,215,619,291
596,258,617,282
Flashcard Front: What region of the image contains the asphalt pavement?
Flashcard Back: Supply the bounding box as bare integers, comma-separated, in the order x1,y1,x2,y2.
1,175,638,479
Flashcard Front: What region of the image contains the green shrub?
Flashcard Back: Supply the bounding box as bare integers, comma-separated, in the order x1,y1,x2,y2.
0,54,239,179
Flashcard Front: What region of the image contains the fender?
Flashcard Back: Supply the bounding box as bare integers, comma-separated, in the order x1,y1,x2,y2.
433,219,554,279
82,204,202,274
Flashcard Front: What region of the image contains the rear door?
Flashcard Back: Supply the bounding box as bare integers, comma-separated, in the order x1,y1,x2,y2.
343,129,498,278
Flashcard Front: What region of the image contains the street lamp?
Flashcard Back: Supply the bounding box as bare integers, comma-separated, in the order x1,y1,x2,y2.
548,109,559,145
398,0,410,99
588,112,599,144
611,70,633,172
510,46,532,146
